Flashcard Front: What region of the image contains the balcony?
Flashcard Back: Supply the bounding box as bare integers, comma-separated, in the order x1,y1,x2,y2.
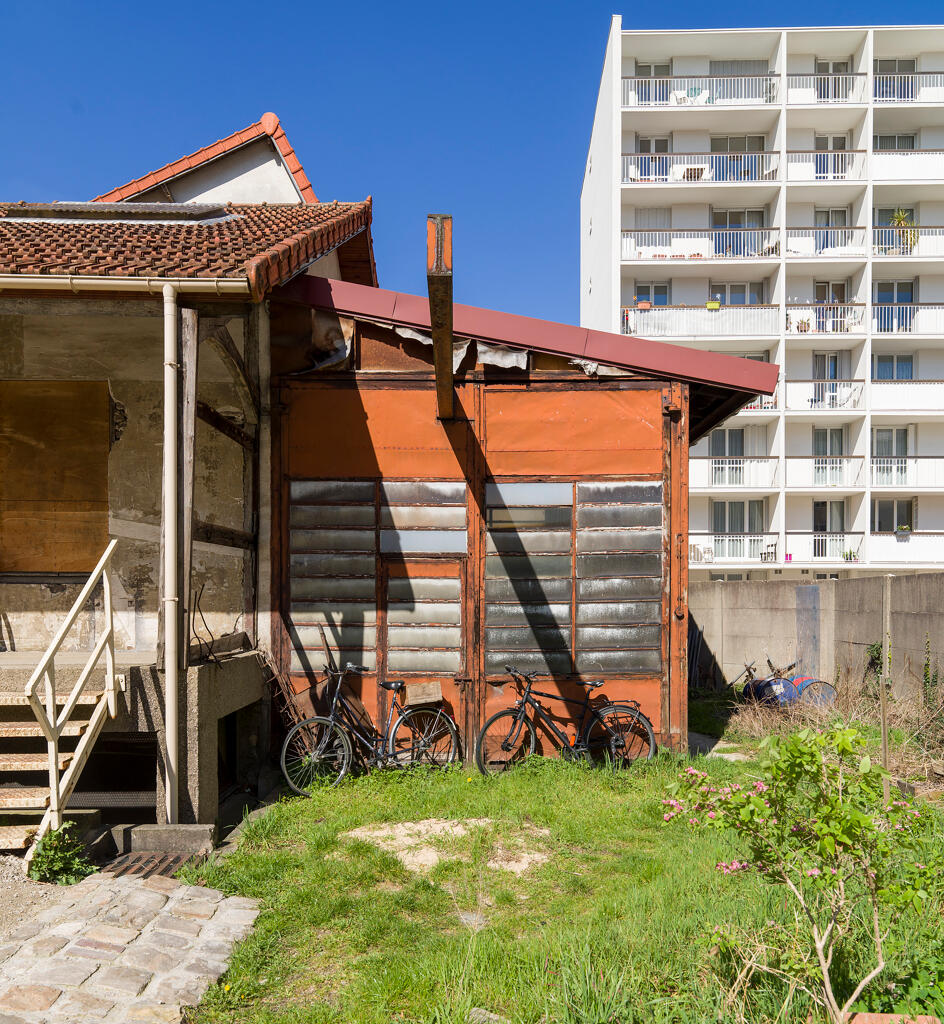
784,379,865,412
872,304,944,334
689,532,779,565
786,73,867,104
785,456,865,489
621,304,779,337
621,228,779,261
873,73,944,103
873,226,944,256
785,532,863,563
871,379,944,412
872,150,944,182
785,227,867,257
785,303,866,335
742,389,779,412
870,456,944,489
870,531,944,563
690,457,780,489
622,75,779,107
786,151,866,182
621,152,779,184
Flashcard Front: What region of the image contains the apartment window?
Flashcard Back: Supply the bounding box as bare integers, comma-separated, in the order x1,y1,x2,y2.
711,499,765,534
709,572,744,581
874,281,916,332
815,59,852,100
710,135,766,153
712,209,766,255
872,499,913,533
710,281,764,305
875,207,915,226
874,58,917,100
635,282,670,305
874,133,916,151
872,353,913,380
813,500,845,533
710,428,745,458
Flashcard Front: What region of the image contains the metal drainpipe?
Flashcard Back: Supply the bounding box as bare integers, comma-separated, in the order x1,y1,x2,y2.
162,283,179,824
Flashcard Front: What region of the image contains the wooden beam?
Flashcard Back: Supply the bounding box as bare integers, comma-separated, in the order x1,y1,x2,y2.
196,401,256,451
193,521,255,550
426,214,454,420
179,309,199,672
198,323,260,419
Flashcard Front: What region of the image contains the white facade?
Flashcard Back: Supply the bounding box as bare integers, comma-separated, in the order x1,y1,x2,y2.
581,20,944,580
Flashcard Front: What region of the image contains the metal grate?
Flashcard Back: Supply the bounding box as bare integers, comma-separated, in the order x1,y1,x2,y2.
101,850,198,878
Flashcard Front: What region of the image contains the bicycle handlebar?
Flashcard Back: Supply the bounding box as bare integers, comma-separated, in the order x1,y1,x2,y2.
342,663,370,674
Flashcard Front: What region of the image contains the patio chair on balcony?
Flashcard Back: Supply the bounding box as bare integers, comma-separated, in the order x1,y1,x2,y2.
760,541,778,563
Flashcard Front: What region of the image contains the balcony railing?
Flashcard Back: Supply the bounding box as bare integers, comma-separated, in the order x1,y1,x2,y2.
870,531,944,563
785,532,863,562
871,456,944,488
622,75,779,107
873,226,944,256
785,303,866,335
621,304,779,337
872,304,944,334
742,389,779,411
620,228,779,260
622,152,779,184
871,379,944,411
786,73,867,104
690,457,780,489
785,456,865,488
872,150,944,181
786,150,866,181
873,73,944,103
689,532,779,564
784,379,865,411
785,227,867,256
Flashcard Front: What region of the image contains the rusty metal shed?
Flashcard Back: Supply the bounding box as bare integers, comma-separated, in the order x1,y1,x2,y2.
268,273,777,754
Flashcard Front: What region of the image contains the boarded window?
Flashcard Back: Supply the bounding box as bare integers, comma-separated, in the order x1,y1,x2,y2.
0,381,110,573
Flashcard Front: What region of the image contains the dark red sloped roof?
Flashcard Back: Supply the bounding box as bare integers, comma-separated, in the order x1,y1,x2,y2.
275,276,779,440
0,200,372,299
91,112,317,204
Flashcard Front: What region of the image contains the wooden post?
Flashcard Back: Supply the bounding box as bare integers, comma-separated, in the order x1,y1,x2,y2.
880,573,892,801
426,214,454,420
179,308,199,672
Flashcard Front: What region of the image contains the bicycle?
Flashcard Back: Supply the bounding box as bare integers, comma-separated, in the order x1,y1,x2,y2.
474,665,656,776
280,642,461,793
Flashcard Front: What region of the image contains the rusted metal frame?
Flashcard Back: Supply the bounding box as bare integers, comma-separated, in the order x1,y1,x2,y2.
193,521,255,550
375,482,388,729
570,481,578,669
667,382,690,750
199,324,260,420
466,383,486,753
195,401,257,451
179,308,199,671
426,215,455,421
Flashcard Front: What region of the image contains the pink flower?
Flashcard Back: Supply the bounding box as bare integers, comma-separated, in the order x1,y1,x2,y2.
805,868,820,877
707,811,716,820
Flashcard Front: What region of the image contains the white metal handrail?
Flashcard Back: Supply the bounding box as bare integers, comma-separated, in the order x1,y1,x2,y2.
871,379,944,412
784,379,865,411
786,74,867,103
621,227,779,260
689,532,779,564
23,539,125,865
622,152,779,184
786,150,865,181
871,150,944,181
785,304,866,335
785,227,867,256
690,456,780,489
785,457,865,489
622,75,778,107
872,304,944,334
622,304,779,337
873,73,944,102
871,456,944,488
872,226,944,255
743,389,779,411
785,532,863,562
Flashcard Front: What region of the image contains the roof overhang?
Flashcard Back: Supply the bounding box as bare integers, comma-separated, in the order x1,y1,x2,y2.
272,276,778,442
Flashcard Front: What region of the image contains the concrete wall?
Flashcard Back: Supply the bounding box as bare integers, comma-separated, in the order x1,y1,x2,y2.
690,572,944,696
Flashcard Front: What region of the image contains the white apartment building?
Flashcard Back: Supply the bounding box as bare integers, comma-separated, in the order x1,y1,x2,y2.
581,20,944,581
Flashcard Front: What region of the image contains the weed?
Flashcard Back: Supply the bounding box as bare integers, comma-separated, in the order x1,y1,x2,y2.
28,821,95,885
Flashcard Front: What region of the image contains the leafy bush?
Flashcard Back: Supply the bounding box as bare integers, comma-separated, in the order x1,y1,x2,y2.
28,821,95,885
664,727,943,1023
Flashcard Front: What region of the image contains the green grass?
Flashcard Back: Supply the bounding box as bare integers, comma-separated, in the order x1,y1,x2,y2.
180,755,817,1024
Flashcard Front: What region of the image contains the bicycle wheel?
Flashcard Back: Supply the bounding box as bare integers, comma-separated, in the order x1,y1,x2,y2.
582,704,656,768
475,709,537,776
388,706,460,767
280,717,352,794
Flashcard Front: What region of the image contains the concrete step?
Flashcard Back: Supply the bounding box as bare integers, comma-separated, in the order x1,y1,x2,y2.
0,689,104,707
0,752,73,772
0,787,49,809
0,825,37,851
0,721,86,738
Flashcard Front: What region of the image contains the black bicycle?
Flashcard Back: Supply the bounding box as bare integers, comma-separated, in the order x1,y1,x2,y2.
280,658,461,794
474,665,656,776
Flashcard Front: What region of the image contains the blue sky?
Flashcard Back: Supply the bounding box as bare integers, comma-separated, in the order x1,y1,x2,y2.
2,1,940,324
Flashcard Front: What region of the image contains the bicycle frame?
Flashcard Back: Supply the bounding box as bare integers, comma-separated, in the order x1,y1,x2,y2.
323,667,405,765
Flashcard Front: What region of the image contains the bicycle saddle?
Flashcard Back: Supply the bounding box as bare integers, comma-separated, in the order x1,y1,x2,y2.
576,679,605,689
379,678,405,692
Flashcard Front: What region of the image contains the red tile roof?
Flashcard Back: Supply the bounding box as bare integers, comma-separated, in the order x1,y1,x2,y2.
0,200,371,300
91,112,318,204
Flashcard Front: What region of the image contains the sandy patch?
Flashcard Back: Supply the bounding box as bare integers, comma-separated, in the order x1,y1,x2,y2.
343,818,550,875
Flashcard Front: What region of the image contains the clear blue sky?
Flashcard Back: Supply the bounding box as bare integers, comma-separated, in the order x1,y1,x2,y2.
2,1,940,324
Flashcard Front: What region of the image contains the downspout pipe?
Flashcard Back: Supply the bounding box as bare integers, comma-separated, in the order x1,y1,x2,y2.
162,283,179,825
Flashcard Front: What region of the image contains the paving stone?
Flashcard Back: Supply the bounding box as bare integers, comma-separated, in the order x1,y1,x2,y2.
0,984,61,1011
121,946,180,973
73,936,125,954
146,975,211,1007
3,925,41,944
147,930,192,950
0,1013,27,1024
180,956,227,982
48,920,84,938
63,941,121,962
142,876,179,895
26,935,68,956
0,947,17,967
47,990,114,1019
29,958,96,987
224,896,258,911
87,964,152,996
170,899,217,921
83,923,140,946
195,887,224,902
117,1002,183,1022
155,916,201,937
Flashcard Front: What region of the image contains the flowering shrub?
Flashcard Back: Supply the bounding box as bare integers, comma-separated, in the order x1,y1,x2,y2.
664,727,943,1023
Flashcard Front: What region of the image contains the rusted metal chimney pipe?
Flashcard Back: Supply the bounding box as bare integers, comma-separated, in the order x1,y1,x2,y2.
426,215,454,420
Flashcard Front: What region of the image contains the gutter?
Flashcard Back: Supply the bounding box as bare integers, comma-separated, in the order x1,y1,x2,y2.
0,274,251,295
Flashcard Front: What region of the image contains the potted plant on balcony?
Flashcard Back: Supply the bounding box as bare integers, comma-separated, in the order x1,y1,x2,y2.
706,294,721,311
634,294,652,310
896,523,912,539
890,208,918,254
842,548,859,561
797,316,811,334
